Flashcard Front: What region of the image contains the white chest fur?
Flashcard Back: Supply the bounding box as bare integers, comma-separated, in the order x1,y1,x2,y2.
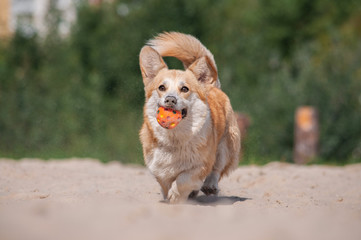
145,91,212,180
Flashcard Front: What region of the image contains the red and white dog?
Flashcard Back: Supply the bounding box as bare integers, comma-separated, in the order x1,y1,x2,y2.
139,32,240,203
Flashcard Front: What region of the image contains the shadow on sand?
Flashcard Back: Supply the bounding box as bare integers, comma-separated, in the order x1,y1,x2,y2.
188,195,251,206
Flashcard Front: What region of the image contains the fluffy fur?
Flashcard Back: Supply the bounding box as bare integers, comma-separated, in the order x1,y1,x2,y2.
139,32,240,203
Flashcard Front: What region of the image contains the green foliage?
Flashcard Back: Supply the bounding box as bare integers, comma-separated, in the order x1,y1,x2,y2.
0,0,360,164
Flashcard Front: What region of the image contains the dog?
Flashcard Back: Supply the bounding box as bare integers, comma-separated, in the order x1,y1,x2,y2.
139,32,241,203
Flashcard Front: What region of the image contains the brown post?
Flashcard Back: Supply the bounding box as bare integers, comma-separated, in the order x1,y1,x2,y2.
0,0,10,38
293,106,319,164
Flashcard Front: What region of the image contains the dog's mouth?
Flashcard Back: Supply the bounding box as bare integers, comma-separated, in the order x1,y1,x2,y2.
157,104,187,119
181,109,187,119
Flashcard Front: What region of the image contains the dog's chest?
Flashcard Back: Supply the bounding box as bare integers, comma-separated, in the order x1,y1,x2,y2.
150,113,212,176
148,142,204,179
144,91,213,179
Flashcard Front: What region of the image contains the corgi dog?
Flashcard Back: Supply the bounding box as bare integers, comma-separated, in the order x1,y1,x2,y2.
139,32,240,203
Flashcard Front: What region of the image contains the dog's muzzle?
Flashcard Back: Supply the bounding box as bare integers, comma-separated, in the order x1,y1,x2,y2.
164,96,177,108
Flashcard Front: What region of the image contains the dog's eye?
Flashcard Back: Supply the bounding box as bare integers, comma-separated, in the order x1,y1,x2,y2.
158,85,166,91
180,86,189,93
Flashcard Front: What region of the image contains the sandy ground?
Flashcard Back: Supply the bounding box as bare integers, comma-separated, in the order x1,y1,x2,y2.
0,158,361,240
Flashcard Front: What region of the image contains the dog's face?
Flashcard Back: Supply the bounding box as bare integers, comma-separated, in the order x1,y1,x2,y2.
140,46,217,123
145,69,203,120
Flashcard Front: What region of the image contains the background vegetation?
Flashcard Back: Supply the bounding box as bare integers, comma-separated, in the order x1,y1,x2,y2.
1,0,360,164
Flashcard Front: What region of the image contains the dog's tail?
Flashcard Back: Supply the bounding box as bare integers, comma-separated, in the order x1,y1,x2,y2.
147,32,220,88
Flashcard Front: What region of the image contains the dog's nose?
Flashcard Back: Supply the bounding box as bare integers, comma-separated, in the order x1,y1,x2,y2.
164,96,177,107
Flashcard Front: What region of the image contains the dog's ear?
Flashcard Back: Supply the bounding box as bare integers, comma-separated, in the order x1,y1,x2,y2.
139,46,167,86
188,56,217,85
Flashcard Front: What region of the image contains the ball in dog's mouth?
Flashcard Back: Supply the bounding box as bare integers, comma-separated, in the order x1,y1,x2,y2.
157,106,186,129
156,107,187,129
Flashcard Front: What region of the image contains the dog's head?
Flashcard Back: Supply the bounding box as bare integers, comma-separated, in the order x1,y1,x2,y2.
139,46,217,122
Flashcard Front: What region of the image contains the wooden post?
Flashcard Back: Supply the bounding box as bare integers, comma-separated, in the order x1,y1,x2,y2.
293,106,319,164
0,0,10,38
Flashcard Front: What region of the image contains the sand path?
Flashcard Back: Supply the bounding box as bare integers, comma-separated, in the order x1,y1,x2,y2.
1,159,361,240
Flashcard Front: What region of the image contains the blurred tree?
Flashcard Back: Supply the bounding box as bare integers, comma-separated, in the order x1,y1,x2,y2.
0,0,360,163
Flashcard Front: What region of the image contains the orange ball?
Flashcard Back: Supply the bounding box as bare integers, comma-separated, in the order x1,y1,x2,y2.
156,107,182,129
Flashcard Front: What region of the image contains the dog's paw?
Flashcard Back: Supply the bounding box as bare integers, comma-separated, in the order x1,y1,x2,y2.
168,189,181,204
201,172,220,195
188,190,199,199
201,185,219,195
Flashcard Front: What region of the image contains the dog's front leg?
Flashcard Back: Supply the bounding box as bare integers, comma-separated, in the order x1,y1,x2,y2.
168,170,203,203
155,177,173,200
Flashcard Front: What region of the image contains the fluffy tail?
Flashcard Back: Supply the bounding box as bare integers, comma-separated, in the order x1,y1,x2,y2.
147,32,220,88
